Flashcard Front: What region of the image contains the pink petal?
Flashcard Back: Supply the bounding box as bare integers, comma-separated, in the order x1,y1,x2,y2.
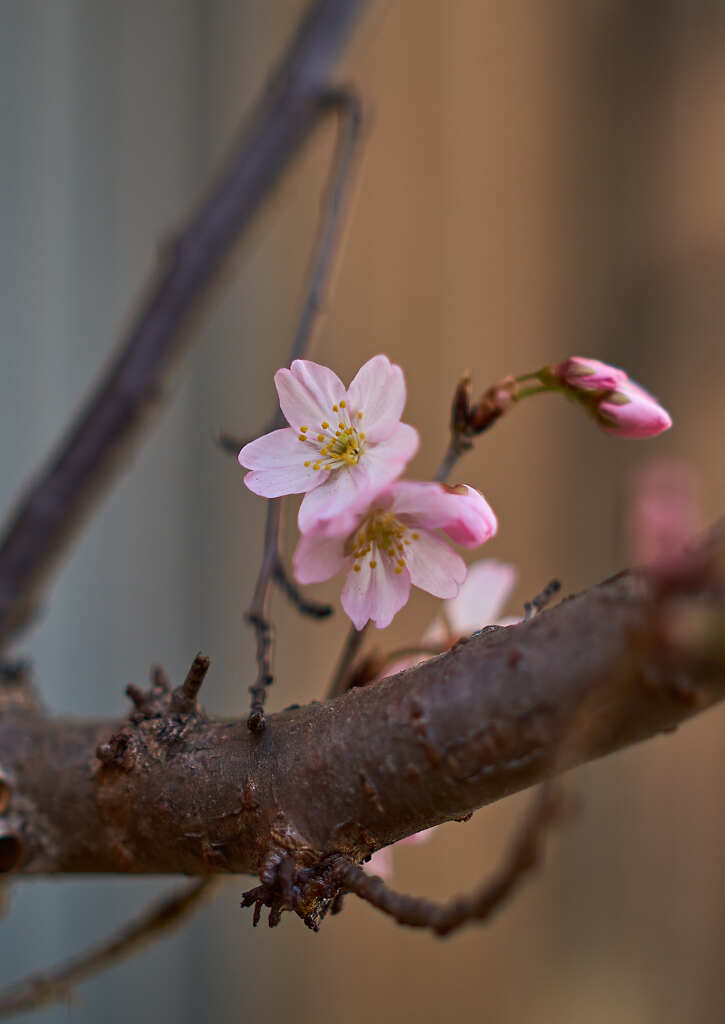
341,556,411,629
293,533,348,584
404,530,466,599
297,468,373,537
290,359,347,421
444,559,517,635
440,485,498,548
239,428,327,497
364,422,419,478
274,360,346,432
390,481,497,548
347,354,406,442
599,380,672,439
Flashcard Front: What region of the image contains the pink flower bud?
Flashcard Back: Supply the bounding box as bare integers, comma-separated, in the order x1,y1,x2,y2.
597,380,672,439
551,356,628,393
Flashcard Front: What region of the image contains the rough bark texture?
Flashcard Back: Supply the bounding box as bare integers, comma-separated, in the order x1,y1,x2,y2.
2,556,723,878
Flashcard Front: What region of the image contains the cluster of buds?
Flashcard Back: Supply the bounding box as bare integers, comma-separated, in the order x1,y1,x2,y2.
450,371,519,444
546,357,671,439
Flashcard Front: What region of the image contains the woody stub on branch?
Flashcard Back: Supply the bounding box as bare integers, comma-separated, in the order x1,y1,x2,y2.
0,0,722,1017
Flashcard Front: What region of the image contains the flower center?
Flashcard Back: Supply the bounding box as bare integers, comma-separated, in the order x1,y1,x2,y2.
296,400,367,471
345,510,419,574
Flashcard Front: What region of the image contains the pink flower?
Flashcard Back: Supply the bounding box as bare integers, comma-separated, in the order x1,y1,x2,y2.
239,356,419,535
293,481,497,630
597,380,672,439
551,356,628,393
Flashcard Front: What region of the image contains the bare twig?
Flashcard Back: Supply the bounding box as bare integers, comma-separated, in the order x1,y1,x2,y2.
0,0,368,653
524,579,562,621
0,879,215,1018
246,88,364,731
335,784,560,936
274,562,333,619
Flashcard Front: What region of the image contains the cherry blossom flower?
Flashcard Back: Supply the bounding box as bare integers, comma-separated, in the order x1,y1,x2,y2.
239,355,419,535
293,481,498,630
597,379,672,439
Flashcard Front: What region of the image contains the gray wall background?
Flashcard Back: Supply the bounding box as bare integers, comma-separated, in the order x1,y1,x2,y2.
2,2,725,1022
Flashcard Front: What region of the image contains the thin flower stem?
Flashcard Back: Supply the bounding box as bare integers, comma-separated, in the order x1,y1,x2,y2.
327,622,366,698
247,88,365,730
516,384,551,399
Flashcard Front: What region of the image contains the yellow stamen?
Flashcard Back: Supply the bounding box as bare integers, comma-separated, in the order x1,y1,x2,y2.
321,421,329,429
353,564,361,572
300,425,308,433
317,434,325,442
395,567,403,574
304,461,311,467
298,435,306,442
369,560,377,569
313,462,321,471
412,532,419,539
358,411,363,419
332,404,338,412
340,400,346,408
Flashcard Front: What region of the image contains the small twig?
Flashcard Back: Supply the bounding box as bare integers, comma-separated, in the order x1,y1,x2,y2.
215,430,251,456
273,562,333,619
246,88,364,731
0,879,216,1018
523,579,562,621
247,501,282,733
433,437,472,484
327,624,367,698
335,783,560,936
168,652,210,715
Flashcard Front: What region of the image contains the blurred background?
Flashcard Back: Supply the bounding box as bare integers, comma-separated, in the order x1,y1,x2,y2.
1,0,725,1020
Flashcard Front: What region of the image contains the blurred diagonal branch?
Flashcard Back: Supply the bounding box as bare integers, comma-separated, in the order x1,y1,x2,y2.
0,0,368,653
0,879,215,1018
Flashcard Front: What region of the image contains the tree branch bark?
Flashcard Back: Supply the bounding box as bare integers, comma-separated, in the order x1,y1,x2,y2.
2,543,723,878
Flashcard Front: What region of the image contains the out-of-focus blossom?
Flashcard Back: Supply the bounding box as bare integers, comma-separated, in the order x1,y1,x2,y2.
364,829,436,881
239,355,418,535
293,481,497,630
597,380,672,439
628,459,702,568
551,356,628,393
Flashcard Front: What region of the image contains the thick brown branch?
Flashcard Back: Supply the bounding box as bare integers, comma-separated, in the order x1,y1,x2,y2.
0,0,368,652
2,545,724,878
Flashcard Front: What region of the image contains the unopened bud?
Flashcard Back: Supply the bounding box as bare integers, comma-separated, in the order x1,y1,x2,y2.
550,356,627,393
597,380,672,439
